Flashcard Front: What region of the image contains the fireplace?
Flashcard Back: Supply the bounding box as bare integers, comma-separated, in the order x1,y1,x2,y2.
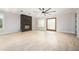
20,14,32,32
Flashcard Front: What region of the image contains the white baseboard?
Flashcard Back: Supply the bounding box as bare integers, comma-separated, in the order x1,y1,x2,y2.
0,30,20,35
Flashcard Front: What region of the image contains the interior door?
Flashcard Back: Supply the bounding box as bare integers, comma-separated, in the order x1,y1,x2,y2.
46,18,56,31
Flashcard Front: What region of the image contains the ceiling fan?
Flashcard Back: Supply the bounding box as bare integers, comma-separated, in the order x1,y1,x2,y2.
39,8,56,16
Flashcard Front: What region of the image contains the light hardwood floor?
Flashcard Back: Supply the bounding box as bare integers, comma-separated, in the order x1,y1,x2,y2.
0,31,79,51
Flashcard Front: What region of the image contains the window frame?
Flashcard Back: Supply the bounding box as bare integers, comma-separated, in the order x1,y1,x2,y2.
46,17,57,31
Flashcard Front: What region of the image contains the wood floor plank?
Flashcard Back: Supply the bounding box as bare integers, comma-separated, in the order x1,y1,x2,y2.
0,31,79,51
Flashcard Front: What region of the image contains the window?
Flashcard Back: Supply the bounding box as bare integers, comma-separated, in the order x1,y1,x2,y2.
0,14,4,30
46,18,56,31
0,18,2,28
38,19,45,27
38,19,45,30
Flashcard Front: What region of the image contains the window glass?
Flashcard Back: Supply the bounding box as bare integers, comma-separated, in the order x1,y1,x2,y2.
0,14,4,29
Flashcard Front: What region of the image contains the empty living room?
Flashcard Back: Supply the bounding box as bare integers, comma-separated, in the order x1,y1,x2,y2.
0,8,79,51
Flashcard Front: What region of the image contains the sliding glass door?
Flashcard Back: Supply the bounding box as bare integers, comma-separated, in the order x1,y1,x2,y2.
46,18,56,31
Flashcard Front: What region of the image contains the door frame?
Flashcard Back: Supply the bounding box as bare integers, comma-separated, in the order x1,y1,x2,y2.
46,17,57,31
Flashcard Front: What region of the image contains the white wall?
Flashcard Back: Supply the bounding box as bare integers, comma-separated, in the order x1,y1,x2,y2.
0,10,76,35
36,17,46,31
0,12,20,34
34,12,75,34
0,11,38,34
32,17,38,30
77,9,79,37
57,12,75,34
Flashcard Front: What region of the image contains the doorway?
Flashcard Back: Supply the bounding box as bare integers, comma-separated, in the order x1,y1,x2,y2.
46,18,56,31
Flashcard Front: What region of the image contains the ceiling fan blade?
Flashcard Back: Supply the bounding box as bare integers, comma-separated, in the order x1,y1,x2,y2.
46,11,56,14
39,8,43,11
42,8,44,10
45,8,51,13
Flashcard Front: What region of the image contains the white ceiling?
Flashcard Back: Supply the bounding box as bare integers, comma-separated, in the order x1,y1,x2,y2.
0,8,77,17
